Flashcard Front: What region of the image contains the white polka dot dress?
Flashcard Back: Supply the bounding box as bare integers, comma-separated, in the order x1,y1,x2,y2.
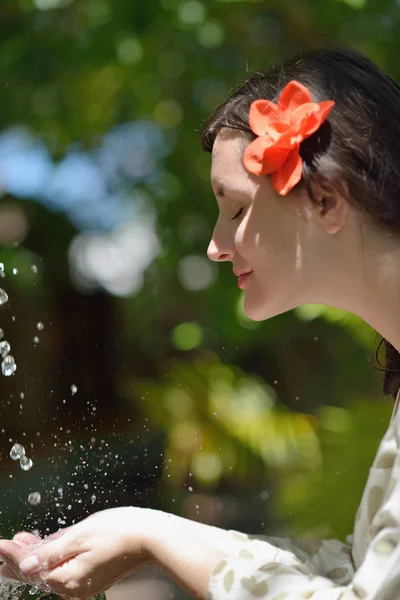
208,388,400,600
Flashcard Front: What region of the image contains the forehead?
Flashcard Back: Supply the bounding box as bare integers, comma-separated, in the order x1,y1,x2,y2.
211,129,252,195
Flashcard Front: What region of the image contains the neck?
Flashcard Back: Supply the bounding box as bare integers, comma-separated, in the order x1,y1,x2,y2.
303,226,400,355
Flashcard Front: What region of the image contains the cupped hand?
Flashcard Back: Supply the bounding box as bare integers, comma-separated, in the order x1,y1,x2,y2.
0,507,153,598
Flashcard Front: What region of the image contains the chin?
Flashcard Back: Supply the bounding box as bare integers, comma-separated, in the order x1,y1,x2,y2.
243,294,297,322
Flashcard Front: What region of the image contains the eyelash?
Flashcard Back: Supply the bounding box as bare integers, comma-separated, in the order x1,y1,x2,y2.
231,208,243,221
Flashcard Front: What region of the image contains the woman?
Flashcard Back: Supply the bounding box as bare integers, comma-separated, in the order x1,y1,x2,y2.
1,47,400,600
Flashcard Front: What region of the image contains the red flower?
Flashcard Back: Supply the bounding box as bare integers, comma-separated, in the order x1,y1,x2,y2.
243,80,335,196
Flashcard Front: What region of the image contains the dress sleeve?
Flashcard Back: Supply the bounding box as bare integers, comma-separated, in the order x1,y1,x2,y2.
208,480,400,600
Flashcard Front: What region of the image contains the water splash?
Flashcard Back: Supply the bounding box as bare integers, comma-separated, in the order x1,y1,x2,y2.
28,492,41,506
0,575,106,600
2,355,17,376
20,456,33,471
9,443,34,470
0,279,18,376
28,583,41,596
0,577,25,600
0,341,10,358
10,444,25,460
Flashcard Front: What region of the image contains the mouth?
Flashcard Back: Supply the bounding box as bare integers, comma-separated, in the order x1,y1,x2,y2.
237,271,253,289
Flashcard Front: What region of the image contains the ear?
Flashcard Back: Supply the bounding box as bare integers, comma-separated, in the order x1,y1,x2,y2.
306,178,349,235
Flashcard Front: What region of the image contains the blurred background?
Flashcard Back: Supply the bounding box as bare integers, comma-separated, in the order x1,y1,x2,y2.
0,0,398,598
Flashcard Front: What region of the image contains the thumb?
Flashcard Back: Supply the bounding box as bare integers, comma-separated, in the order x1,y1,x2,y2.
0,540,29,569
18,532,77,575
13,531,41,546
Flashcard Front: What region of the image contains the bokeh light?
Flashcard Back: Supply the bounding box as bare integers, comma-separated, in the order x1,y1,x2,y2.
178,255,217,291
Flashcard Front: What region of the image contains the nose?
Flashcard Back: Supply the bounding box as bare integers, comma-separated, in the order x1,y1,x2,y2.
207,226,236,263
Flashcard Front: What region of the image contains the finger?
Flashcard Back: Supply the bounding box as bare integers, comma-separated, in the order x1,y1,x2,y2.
43,559,95,599
13,532,41,546
0,540,30,568
0,555,25,582
0,562,22,581
18,532,79,576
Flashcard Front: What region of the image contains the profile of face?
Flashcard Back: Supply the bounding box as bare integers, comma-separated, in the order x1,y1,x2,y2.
207,128,345,322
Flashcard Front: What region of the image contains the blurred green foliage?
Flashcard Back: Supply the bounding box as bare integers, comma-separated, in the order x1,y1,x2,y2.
0,3,398,583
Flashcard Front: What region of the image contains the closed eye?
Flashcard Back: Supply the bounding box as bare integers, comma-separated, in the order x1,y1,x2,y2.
231,207,243,220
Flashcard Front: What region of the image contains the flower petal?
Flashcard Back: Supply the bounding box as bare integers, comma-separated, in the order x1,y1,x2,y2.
278,81,313,117
291,100,335,138
243,137,291,176
249,100,279,136
271,148,303,195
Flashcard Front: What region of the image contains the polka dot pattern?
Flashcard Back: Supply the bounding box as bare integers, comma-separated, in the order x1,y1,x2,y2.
375,450,396,469
212,560,227,576
327,567,349,580
292,538,322,556
373,538,396,555
352,583,367,598
208,388,400,599
223,570,234,592
241,576,269,596
239,550,256,559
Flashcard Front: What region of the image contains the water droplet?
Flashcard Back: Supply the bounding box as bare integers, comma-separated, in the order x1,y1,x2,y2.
41,582,51,595
31,264,38,274
71,384,78,395
91,494,96,504
28,492,41,506
33,336,39,344
0,288,8,305
20,456,33,471
29,583,40,595
0,340,10,358
2,355,17,376
12,268,18,275
0,328,3,339
20,392,24,399
36,322,44,330
0,263,5,278
10,443,25,460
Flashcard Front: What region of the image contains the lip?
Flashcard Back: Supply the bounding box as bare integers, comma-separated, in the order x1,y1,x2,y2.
237,271,253,289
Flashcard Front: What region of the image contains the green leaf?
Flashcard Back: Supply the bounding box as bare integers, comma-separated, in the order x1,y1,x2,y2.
341,0,366,8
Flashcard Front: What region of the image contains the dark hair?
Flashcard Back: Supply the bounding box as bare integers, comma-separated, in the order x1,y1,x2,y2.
201,48,400,399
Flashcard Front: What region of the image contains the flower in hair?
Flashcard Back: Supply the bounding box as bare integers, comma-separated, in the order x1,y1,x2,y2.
243,80,335,196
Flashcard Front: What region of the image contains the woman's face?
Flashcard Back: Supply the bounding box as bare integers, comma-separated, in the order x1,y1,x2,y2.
207,128,322,321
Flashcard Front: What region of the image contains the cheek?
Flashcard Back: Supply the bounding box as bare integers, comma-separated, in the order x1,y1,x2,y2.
237,212,297,275
235,213,267,263
234,208,257,252
234,222,251,259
